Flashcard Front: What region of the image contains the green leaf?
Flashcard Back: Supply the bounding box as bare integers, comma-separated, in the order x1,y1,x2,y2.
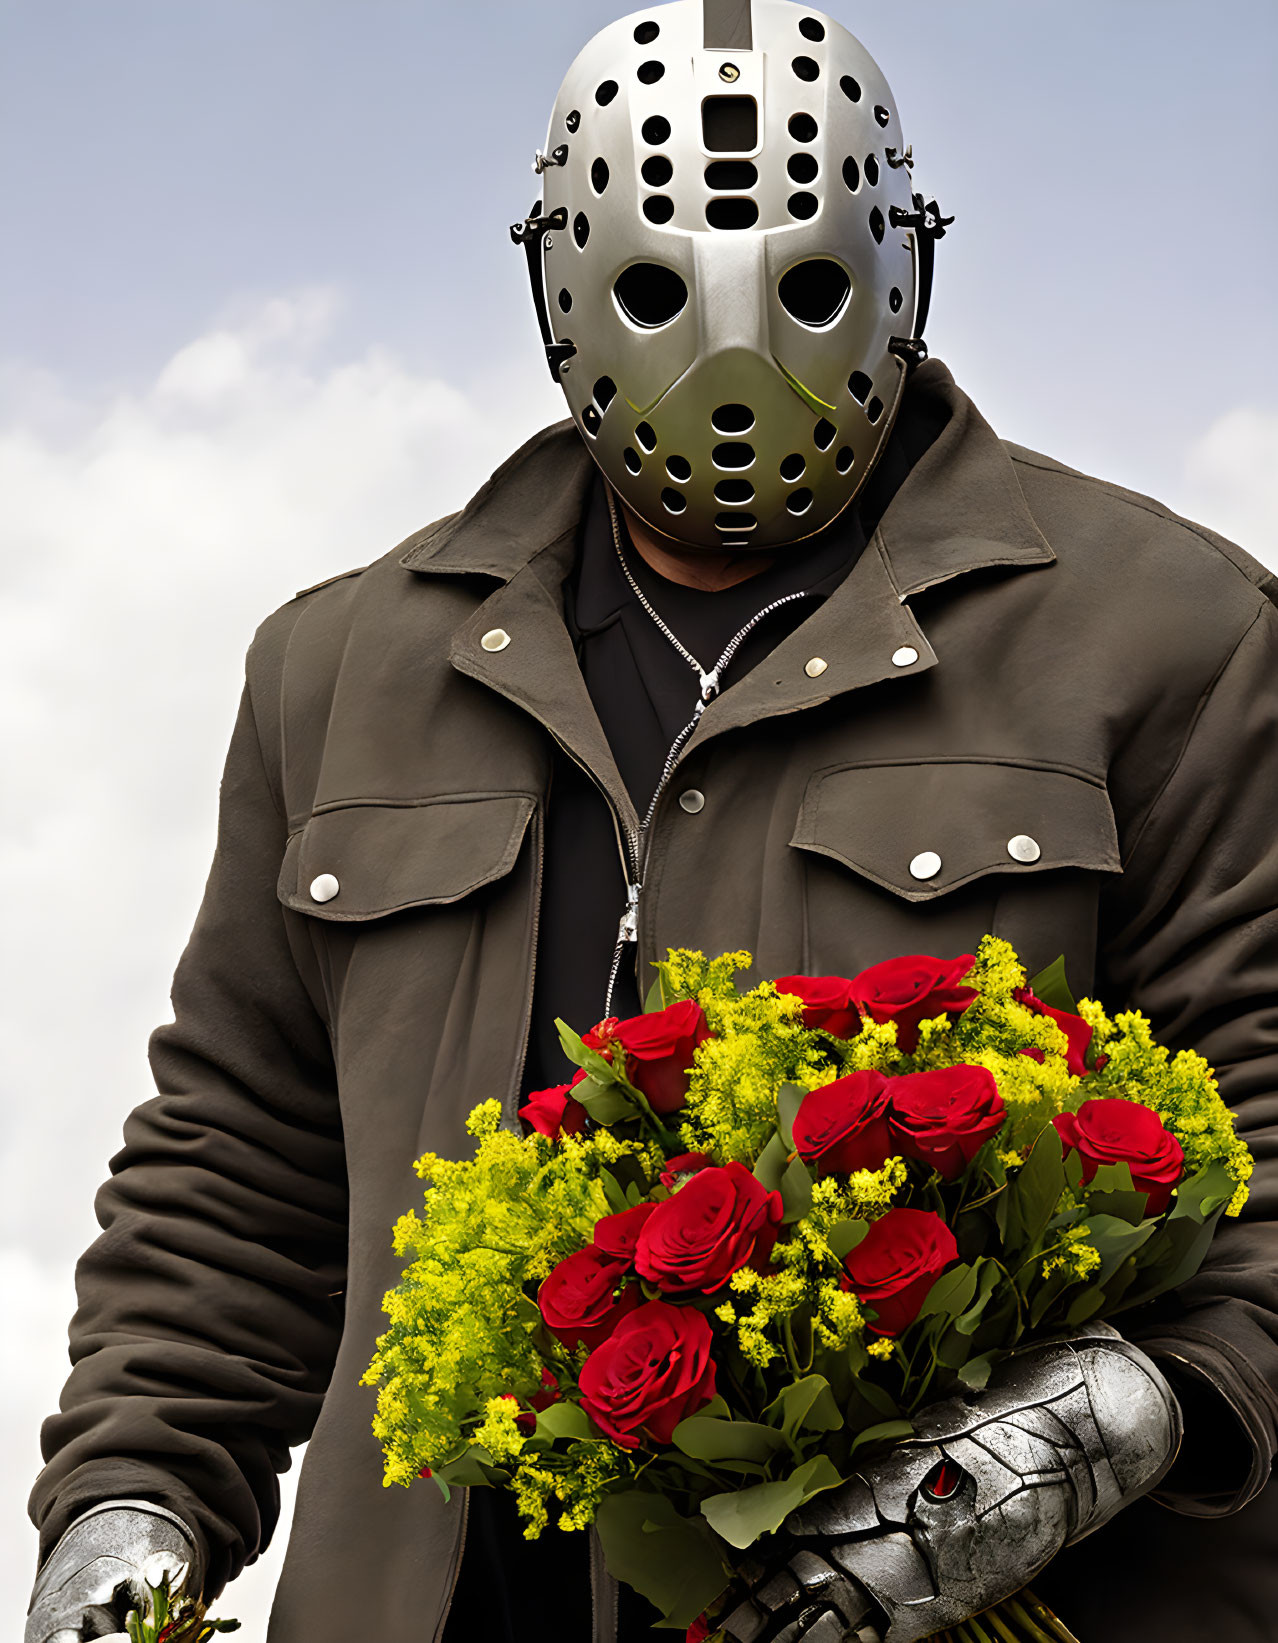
600,1169,630,1214
534,1401,595,1442
827,1219,869,1261
1004,1125,1066,1254
1082,1160,1152,1226
644,971,667,1013
699,1456,843,1549
1082,1212,1158,1286
848,1376,902,1421
672,1415,788,1465
554,1018,620,1085
848,1418,915,1457
954,1260,1003,1335
761,1374,842,1437
957,1352,997,1390
434,1454,496,1487
752,1131,789,1193
778,1155,814,1225
573,1074,639,1125
595,1491,730,1628
915,1261,979,1322
1025,954,1079,1015
776,1083,806,1151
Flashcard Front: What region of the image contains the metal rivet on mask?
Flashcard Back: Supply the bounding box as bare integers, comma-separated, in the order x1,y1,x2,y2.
481,629,511,652
804,657,828,678
718,62,740,82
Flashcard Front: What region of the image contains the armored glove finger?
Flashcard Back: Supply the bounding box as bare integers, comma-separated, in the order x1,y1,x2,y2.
723,1326,1181,1643
26,1500,203,1643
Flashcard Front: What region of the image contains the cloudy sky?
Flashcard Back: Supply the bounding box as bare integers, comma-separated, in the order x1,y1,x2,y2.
3,1,1275,1634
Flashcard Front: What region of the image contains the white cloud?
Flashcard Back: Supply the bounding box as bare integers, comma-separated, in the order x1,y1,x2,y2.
1173,406,1278,572
0,292,560,1638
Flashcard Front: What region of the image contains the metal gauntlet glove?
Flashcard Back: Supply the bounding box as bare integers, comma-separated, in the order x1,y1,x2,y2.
26,1499,203,1643
724,1326,1181,1643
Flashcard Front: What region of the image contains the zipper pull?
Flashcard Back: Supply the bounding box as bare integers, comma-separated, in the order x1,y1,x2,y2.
698,666,720,702
617,881,641,943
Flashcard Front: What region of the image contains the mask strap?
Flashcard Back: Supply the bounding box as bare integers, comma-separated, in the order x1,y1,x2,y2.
510,199,576,379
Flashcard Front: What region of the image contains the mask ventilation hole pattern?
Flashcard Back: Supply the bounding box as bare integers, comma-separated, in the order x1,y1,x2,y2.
799,16,826,40
813,418,837,451
624,446,642,474
792,56,820,82
787,487,814,514
593,376,617,412
780,452,806,481
835,445,855,474
713,441,755,469
788,112,818,142
614,259,693,326
706,160,758,190
707,197,760,229
642,155,674,186
841,76,862,103
778,259,851,328
635,421,657,452
716,511,758,531
642,115,671,144
573,212,590,248
848,371,872,404
591,158,610,194
644,195,675,224
842,157,860,192
703,96,759,152
596,80,619,106
558,288,573,312
666,454,692,481
869,206,885,244
566,109,581,132
866,397,884,424
787,191,818,221
864,154,879,187
787,153,818,184
875,104,891,127
582,405,600,435
714,478,755,504
634,20,660,43
637,60,665,84
889,286,903,312
661,487,687,514
712,403,755,434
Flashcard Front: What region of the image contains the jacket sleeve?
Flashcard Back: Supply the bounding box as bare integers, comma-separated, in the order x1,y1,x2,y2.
28,622,347,1597
1099,595,1278,1516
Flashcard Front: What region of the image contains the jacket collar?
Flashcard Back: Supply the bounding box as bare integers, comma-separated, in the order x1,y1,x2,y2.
398,360,1055,594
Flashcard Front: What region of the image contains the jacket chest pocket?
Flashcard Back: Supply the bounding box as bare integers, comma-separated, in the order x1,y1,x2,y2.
790,759,1121,978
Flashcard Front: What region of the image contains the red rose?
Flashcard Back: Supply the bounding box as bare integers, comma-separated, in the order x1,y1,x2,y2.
686,1615,713,1643
841,1206,959,1336
583,1017,620,1053
538,1245,638,1349
659,1151,713,1190
773,974,861,1038
1015,988,1095,1078
792,1071,893,1175
848,954,978,1054
593,1202,657,1260
530,1367,561,1411
887,1065,1006,1179
1053,1098,1185,1214
519,1072,588,1139
578,1300,717,1448
636,1162,782,1293
610,999,713,1114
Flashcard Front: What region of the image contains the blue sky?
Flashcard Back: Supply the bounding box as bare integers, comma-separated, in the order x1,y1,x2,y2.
2,2,1275,1634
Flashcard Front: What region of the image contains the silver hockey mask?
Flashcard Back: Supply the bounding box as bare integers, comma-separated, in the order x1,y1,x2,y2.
514,0,950,551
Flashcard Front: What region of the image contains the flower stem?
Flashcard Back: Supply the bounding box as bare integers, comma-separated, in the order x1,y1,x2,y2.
1018,1591,1081,1643
998,1598,1057,1643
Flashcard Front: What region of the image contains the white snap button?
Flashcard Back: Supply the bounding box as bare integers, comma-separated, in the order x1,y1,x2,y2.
480,628,511,652
679,789,705,814
309,873,340,903
892,646,920,667
1007,834,1041,863
804,657,828,678
909,851,942,881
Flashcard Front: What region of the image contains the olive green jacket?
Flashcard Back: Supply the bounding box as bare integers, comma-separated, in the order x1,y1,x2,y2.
31,363,1278,1641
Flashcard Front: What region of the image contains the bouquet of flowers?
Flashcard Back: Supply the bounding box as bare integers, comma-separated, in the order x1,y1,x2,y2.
363,938,1251,1640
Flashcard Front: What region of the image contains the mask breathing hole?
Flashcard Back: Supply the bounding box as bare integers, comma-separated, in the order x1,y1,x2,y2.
875,104,891,127
848,371,872,404
596,80,619,106
714,478,755,505
703,96,759,152
813,418,837,451
705,160,758,190
889,286,903,313
633,20,660,44
591,158,610,194
792,56,820,82
642,155,673,187
712,403,755,434
566,109,581,132
593,377,617,412
643,195,675,224
866,397,884,424
787,153,818,185
637,60,665,84
716,511,758,531
778,259,851,328
706,197,760,229
787,192,818,221
624,446,642,475
835,445,855,474
557,288,573,312
661,487,687,514
780,453,806,482
573,212,590,248
712,441,755,469
581,405,600,435
642,115,672,145
864,154,880,187
788,112,818,143
799,17,826,41
842,157,860,192
666,454,692,481
634,421,657,452
840,75,862,103
616,263,688,327
869,206,885,243
787,488,814,515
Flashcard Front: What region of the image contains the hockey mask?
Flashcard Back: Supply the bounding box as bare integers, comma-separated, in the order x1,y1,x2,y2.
514,0,951,551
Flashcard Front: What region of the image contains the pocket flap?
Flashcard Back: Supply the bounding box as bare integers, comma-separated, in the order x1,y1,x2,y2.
278,793,536,920
791,759,1120,903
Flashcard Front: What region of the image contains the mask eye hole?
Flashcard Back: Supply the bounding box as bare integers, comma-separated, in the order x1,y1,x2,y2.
921,1459,966,1502
614,262,689,328
778,258,852,329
